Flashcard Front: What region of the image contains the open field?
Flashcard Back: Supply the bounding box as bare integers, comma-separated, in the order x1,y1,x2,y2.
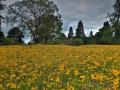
0,45,120,90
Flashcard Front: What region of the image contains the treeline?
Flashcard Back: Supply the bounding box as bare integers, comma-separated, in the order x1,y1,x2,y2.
0,0,120,45
67,20,120,46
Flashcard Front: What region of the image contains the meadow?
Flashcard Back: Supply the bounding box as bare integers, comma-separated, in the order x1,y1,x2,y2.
0,45,120,90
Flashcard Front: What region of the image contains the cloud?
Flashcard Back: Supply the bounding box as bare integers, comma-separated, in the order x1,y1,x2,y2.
1,0,115,42
53,0,114,36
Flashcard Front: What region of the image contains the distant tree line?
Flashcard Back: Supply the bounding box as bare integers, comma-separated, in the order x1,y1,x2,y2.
66,0,120,45
0,0,120,45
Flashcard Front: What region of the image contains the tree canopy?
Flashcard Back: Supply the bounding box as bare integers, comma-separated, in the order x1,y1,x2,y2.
5,0,62,44
107,0,120,38
7,27,24,44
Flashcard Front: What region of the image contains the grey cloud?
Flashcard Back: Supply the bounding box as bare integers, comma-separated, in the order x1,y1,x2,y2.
1,0,115,41
52,0,114,36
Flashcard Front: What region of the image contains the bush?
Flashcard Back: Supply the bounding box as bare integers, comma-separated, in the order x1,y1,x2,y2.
0,38,16,45
67,38,83,46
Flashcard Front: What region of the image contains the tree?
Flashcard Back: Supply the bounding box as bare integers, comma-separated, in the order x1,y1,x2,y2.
75,20,86,38
0,0,6,31
0,30,4,44
107,0,120,38
89,31,93,37
0,0,6,11
5,0,62,44
7,27,24,44
68,27,73,38
95,21,112,44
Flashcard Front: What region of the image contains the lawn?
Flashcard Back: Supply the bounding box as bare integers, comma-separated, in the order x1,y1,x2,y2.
0,45,120,90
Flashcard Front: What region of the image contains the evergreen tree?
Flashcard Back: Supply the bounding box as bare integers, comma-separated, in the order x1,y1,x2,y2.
75,20,85,38
95,21,112,44
68,27,73,38
89,31,93,37
0,30,4,44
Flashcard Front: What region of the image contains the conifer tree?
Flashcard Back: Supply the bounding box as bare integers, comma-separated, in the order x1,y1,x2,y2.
90,31,93,37
75,20,85,38
68,27,73,38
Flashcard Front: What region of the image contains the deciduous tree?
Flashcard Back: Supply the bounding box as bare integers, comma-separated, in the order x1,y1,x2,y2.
5,0,62,44
7,27,24,44
107,0,120,38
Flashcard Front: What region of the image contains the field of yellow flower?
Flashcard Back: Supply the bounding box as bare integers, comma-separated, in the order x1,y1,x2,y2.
0,45,120,90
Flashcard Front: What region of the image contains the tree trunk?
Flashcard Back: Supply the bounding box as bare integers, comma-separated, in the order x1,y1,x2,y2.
44,37,48,44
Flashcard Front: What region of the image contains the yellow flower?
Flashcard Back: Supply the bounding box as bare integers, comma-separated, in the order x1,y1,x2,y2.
74,70,79,75
91,74,98,80
55,77,60,82
111,70,119,76
10,83,17,89
65,69,70,74
80,75,86,82
67,86,74,90
10,74,16,78
47,83,51,87
59,64,64,71
20,64,27,69
113,78,119,85
80,75,85,79
31,86,37,90
0,84,3,89
61,89,65,90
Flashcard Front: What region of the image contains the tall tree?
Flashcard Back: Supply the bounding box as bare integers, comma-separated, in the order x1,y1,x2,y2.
95,21,112,44
0,30,4,44
7,27,24,44
75,20,85,38
107,0,120,38
5,0,62,44
68,26,73,38
89,31,93,37
0,0,6,31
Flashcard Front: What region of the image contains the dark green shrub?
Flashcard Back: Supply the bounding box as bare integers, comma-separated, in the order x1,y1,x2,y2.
68,38,83,46
1,38,16,45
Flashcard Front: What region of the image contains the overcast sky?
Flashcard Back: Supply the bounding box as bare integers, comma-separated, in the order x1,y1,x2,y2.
1,0,114,43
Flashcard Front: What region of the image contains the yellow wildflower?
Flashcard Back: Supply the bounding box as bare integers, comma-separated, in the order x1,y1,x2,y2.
111,70,119,76
55,77,60,82
65,69,70,74
31,86,37,90
67,86,74,90
113,78,119,85
74,69,79,75
59,64,64,71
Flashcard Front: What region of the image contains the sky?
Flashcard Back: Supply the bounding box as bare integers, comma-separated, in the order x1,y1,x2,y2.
1,0,114,43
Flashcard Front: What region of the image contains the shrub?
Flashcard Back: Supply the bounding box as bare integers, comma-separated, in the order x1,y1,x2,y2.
0,38,16,45
68,38,83,46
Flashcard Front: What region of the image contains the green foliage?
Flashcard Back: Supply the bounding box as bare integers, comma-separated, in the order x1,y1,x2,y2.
107,0,120,38
67,38,83,46
1,38,16,45
88,37,97,44
6,0,62,44
0,31,4,43
7,27,24,44
94,21,113,44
